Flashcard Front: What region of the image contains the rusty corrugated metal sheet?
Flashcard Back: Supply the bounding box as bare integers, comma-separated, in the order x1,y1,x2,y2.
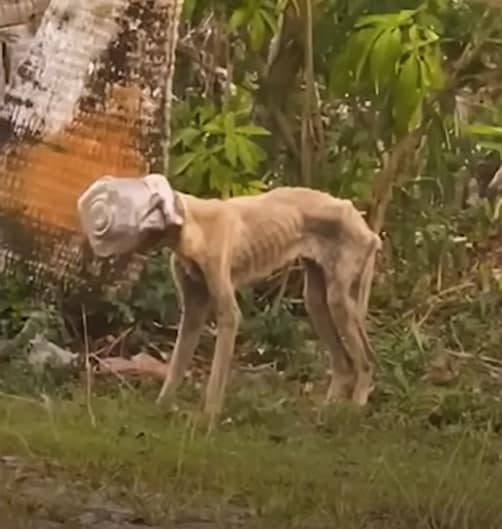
0,0,183,307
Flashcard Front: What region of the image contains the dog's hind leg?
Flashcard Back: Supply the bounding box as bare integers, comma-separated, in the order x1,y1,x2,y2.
324,262,374,406
303,259,355,402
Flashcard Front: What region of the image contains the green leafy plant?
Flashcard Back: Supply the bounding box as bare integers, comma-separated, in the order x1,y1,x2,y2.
329,5,445,135
129,252,178,326
0,269,33,337
462,123,502,154
170,93,271,198
228,0,278,51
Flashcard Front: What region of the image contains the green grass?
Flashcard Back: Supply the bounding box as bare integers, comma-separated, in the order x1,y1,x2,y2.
1,289,502,528
1,368,502,528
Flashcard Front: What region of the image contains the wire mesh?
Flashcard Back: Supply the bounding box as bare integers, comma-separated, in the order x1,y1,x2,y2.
0,0,183,307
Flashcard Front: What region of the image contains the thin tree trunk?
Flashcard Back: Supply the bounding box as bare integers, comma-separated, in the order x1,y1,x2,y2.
0,0,183,307
300,0,314,186
367,132,423,233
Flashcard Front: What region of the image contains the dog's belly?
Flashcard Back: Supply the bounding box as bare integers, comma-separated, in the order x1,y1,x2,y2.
231,216,303,286
232,246,301,287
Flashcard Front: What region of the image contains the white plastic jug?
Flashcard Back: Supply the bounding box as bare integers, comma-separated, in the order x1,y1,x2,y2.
77,173,182,258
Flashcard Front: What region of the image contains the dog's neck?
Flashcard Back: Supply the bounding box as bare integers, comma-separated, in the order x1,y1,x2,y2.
162,191,185,249
164,191,209,262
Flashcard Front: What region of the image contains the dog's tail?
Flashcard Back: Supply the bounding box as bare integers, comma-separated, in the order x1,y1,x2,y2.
358,232,382,316
355,232,382,363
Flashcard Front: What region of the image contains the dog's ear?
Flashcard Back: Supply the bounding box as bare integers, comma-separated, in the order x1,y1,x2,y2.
171,192,185,226
143,173,184,227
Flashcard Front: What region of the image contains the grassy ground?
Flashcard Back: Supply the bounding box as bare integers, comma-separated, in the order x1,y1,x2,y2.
1,338,502,529
0,277,502,528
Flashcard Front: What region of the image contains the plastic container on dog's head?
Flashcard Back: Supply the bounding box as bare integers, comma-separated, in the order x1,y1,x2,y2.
77,173,182,258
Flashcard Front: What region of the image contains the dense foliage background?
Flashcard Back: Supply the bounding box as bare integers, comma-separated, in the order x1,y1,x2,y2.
161,0,502,364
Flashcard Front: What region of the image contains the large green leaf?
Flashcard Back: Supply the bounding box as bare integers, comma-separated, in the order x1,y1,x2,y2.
235,134,265,173
422,26,440,44
403,27,440,54
229,7,250,32
235,124,271,136
249,10,266,51
208,157,231,197
259,7,276,33
203,122,225,135
196,102,217,124
426,45,446,91
224,111,236,134
171,152,202,176
244,179,267,194
463,123,502,137
417,53,432,93
354,10,417,30
170,127,202,148
190,151,208,179
408,24,421,47
328,49,353,96
354,26,388,83
369,27,402,95
393,52,422,134
225,135,239,167
329,25,384,95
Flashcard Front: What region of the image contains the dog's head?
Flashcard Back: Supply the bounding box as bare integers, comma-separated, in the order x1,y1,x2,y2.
77,173,183,258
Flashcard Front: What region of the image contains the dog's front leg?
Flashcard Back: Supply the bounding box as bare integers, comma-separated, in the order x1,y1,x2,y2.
203,277,241,428
156,255,211,405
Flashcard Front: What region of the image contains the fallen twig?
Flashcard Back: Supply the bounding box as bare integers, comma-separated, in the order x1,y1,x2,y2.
146,341,170,361
446,349,502,379
0,390,46,408
398,281,476,325
93,326,134,357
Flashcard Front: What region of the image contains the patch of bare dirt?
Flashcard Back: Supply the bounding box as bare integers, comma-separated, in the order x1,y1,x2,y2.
0,455,222,529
